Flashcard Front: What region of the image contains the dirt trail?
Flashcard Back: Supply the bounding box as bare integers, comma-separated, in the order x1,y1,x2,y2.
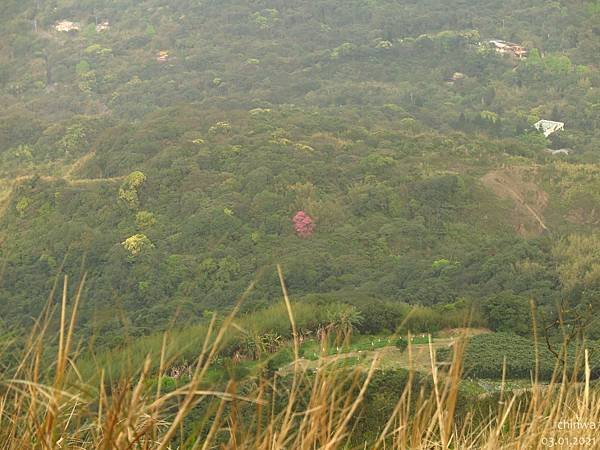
8,174,125,185
481,167,549,235
0,152,124,221
277,329,491,376
282,338,456,375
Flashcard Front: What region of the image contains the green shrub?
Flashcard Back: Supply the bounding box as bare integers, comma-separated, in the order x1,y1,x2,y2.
394,338,408,352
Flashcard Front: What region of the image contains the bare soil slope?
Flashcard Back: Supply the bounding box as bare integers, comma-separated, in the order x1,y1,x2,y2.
481,166,549,237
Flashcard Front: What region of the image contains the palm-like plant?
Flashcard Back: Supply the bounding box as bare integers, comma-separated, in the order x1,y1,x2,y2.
260,332,282,353
325,304,364,345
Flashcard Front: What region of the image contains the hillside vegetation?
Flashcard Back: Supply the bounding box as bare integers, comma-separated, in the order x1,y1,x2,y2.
1,0,599,348
0,1,599,446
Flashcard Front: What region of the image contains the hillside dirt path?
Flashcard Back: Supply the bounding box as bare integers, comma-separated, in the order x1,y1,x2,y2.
481,167,549,235
283,337,456,375
281,329,491,375
0,152,124,221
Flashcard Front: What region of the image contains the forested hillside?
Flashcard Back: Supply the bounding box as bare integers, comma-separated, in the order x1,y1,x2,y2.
0,0,599,347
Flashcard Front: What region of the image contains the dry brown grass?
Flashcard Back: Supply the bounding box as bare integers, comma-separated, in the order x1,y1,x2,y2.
0,268,598,449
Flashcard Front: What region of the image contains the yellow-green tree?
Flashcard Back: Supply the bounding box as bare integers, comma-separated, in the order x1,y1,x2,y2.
119,171,147,210
121,234,154,256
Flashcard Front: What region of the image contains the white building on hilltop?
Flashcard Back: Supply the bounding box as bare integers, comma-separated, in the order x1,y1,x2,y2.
96,21,110,32
534,120,564,137
55,20,80,32
488,40,528,58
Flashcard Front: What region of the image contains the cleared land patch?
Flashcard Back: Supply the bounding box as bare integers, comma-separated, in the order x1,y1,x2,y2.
285,329,491,375
481,166,549,236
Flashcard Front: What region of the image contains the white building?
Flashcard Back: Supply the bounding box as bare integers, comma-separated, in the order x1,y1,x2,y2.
55,20,80,32
534,120,565,137
96,21,110,32
488,40,528,58
156,51,170,62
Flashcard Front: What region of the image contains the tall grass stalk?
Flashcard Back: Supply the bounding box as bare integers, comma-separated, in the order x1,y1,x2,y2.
0,273,598,449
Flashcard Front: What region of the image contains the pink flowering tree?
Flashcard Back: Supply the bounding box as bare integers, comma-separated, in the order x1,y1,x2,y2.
292,211,315,237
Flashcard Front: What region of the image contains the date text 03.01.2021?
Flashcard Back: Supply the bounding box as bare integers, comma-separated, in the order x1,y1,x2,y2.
541,436,597,448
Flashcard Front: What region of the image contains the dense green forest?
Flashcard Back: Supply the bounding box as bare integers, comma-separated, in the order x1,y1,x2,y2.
0,0,599,447
0,0,599,350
